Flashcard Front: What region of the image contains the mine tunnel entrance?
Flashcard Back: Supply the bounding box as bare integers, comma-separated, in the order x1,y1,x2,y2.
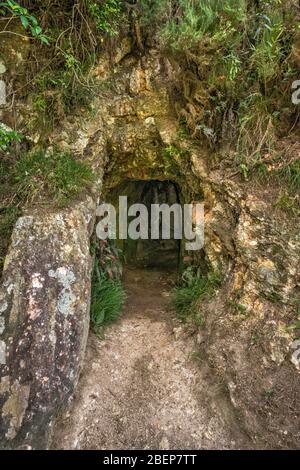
106,179,181,269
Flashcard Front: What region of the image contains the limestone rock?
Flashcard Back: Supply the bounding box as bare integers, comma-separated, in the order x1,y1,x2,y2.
1,43,299,450
0,197,96,449
113,37,132,64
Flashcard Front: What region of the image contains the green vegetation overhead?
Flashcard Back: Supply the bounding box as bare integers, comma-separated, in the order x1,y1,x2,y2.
0,0,299,274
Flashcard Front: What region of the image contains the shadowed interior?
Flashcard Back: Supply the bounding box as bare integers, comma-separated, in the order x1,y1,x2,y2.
106,179,181,269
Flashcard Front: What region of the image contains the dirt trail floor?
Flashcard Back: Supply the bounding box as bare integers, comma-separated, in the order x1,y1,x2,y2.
53,268,252,450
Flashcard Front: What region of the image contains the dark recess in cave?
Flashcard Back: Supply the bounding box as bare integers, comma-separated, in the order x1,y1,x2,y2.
106,179,181,269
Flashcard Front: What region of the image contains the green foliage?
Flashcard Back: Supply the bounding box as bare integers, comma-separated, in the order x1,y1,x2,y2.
274,159,300,193
90,249,126,335
90,273,126,335
275,192,300,216
264,289,282,303
163,144,182,159
0,1,126,132
269,161,300,214
29,63,95,130
158,0,247,51
287,307,300,331
160,144,188,177
14,149,95,206
191,351,204,363
138,0,297,171
257,158,300,209
250,9,284,84
229,301,248,314
0,125,22,151
171,267,222,323
0,205,19,237
223,51,242,82
0,156,19,275
0,0,49,43
139,0,168,25
237,93,276,161
93,238,123,280
87,0,123,36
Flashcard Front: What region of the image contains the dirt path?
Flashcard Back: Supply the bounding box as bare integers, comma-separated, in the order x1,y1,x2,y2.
53,268,251,450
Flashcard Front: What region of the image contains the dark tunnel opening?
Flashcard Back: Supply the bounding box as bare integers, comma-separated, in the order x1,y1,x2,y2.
105,179,182,269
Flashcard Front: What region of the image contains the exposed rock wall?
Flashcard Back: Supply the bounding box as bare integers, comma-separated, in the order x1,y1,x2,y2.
0,198,96,449
0,42,299,449
56,47,300,448
203,189,300,448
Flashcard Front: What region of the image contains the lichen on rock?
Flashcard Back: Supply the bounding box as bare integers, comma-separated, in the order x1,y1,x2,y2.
0,20,300,450
0,197,96,449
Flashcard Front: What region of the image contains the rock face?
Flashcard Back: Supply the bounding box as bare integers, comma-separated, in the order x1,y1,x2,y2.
203,191,300,448
0,198,96,449
54,47,300,448
0,41,299,449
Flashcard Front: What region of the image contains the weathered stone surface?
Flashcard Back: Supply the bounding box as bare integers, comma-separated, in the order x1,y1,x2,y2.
0,197,96,449
47,48,300,448
1,42,299,449
201,189,300,448
113,37,132,65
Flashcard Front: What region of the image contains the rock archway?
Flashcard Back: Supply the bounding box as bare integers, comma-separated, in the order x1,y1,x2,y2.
105,179,181,269
0,45,299,449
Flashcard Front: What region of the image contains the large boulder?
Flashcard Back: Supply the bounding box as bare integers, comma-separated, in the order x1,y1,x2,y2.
0,197,95,449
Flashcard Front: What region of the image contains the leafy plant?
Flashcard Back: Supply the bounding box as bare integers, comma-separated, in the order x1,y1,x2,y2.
264,289,282,303
0,205,21,274
87,0,123,36
274,159,300,193
158,0,247,51
237,93,275,161
29,63,95,130
90,256,126,335
227,293,248,314
287,307,300,331
250,7,284,86
0,0,50,44
191,351,204,363
92,237,123,280
163,144,182,159
14,149,95,206
275,192,299,216
0,125,22,151
223,51,242,82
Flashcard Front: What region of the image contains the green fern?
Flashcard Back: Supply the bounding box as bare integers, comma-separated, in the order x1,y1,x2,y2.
90,265,126,335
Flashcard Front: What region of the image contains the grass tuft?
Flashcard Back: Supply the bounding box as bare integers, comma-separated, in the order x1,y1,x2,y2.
171,267,222,323
90,267,126,336
275,159,300,193
14,148,95,207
